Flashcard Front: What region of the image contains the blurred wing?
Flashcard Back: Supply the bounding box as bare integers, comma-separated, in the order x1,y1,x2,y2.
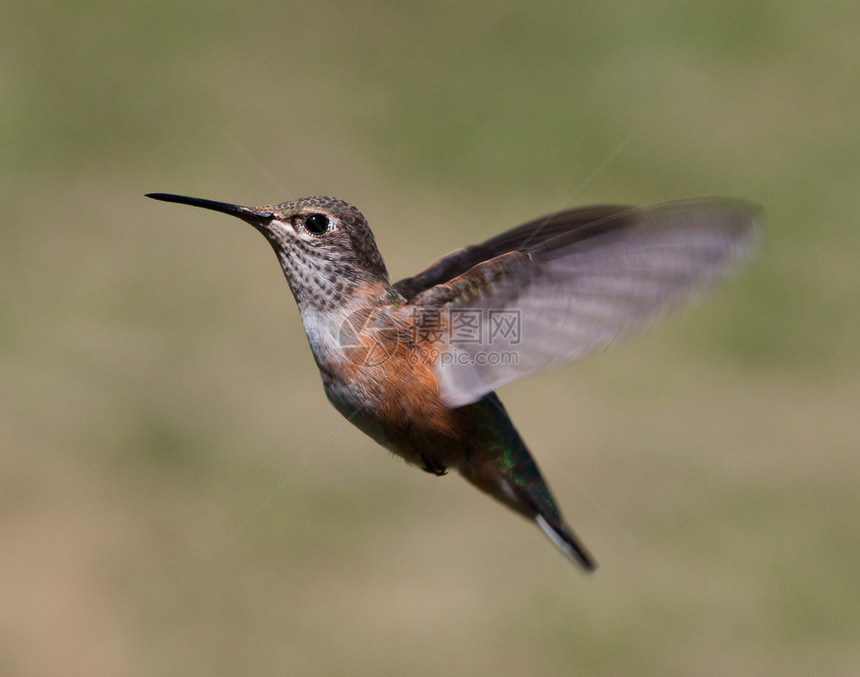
393,205,631,299
406,198,762,408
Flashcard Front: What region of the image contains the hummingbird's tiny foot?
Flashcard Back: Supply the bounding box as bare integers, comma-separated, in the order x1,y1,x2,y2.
420,453,448,476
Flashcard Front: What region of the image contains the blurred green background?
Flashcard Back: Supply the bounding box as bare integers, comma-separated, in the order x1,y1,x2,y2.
2,1,858,675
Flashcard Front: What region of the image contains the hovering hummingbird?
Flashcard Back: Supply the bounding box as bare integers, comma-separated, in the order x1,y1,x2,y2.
147,192,760,570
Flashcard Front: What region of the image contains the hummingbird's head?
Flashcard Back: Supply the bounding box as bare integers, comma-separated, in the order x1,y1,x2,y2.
147,193,390,311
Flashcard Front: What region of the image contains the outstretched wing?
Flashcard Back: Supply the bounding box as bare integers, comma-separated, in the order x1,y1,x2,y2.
406,198,762,408
393,205,631,299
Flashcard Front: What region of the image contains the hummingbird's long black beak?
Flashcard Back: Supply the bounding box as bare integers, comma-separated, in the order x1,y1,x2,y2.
146,193,275,223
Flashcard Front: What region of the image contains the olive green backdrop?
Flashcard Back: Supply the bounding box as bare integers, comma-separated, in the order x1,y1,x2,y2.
2,2,858,675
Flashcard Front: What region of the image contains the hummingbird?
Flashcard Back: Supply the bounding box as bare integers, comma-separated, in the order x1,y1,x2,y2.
147,191,760,570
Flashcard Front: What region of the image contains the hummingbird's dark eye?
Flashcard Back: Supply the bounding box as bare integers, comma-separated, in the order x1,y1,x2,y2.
303,213,331,235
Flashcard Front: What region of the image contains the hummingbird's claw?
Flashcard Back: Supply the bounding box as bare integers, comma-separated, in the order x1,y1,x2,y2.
420,453,448,476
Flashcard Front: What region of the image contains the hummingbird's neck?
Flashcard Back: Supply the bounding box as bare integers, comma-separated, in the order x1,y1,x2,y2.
271,245,403,370
299,279,398,313
273,245,394,310
293,278,403,376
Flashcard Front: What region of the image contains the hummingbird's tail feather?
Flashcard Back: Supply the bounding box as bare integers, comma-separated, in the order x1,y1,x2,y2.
507,469,595,570
461,449,596,571
462,393,596,571
535,513,595,571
